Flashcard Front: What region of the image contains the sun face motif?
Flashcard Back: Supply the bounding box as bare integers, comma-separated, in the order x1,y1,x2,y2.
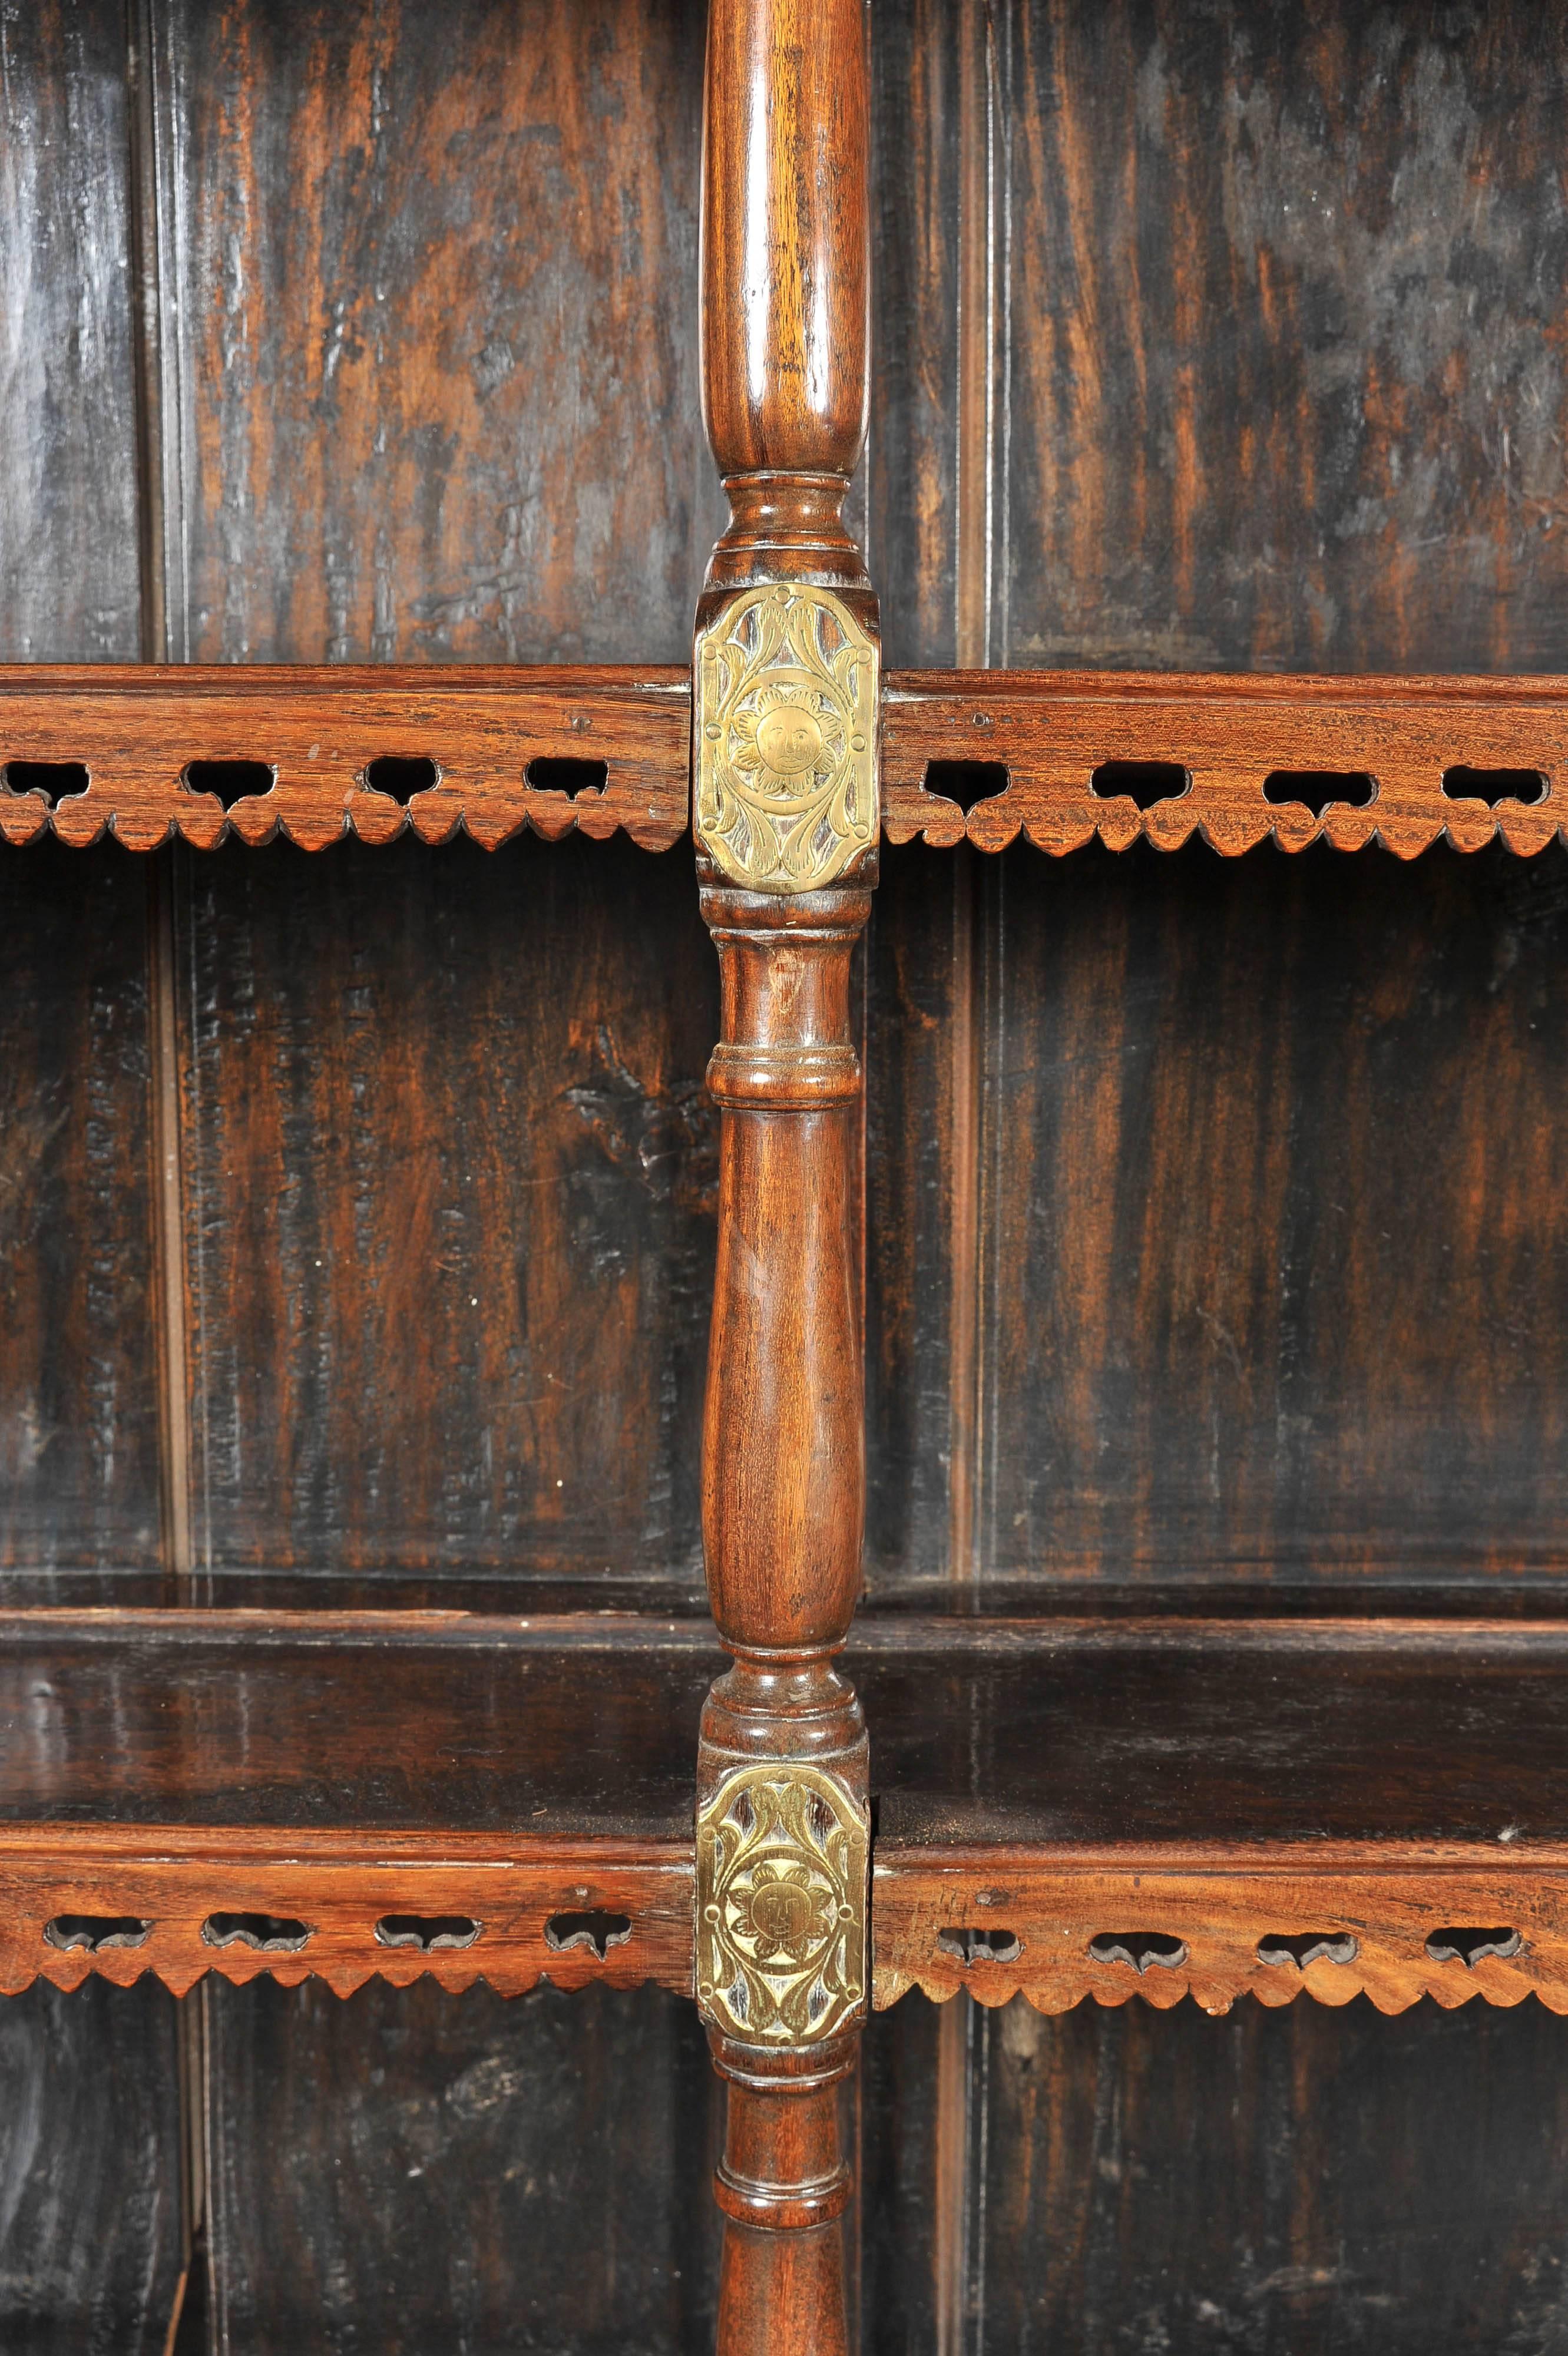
727,1857,836,1966
728,684,839,803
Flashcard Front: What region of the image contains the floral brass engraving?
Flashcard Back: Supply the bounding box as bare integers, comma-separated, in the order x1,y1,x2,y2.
696,1762,869,2044
694,585,879,892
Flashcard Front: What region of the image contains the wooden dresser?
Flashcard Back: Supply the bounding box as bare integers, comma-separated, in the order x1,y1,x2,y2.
4,2,1567,2349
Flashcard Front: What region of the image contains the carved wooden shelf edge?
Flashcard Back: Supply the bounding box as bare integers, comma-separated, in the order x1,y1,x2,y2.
884,670,1568,859
0,1829,693,2000
872,1847,1568,2017
8,666,1568,860
0,666,690,853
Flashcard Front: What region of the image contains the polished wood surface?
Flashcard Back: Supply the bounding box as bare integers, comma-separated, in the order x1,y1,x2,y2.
884,669,1568,857
701,0,869,507
696,11,875,2345
0,665,689,850
15,1612,1568,2016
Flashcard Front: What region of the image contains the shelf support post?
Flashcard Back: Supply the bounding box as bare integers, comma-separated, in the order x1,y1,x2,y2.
693,0,876,2348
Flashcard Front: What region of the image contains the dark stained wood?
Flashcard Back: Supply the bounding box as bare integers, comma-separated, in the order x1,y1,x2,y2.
0,1611,715,1835
0,1,141,667
135,6,721,2338
0,666,690,851
976,1994,1568,2355
865,0,963,673
0,16,183,2352
0,1981,183,2356
885,669,1568,856
204,1979,721,2352
971,839,1568,1590
154,0,717,668
177,832,717,1581
998,2,1568,677
0,846,163,1575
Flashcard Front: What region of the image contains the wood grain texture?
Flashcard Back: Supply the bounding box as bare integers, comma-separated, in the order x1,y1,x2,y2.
177,832,717,1580
970,839,1568,1587
884,670,1568,856
0,845,163,1573
0,1835,690,2003
204,1979,720,2354
0,1981,182,2356
0,1612,706,2000
154,0,717,667
998,1,1568,676
971,1994,1568,2354
701,0,869,482
0,1612,717,1835
874,1852,1568,2017
0,666,690,852
0,0,141,666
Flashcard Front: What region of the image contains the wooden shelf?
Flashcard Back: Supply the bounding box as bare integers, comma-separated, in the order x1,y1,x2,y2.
9,1610,1568,2018
0,1610,714,1999
861,1617,1568,2017
4,665,1566,856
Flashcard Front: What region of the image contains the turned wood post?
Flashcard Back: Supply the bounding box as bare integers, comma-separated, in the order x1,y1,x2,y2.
693,2,876,2350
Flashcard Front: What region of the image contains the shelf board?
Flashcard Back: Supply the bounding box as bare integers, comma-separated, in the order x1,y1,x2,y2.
0,1610,717,1998
4,665,1564,859
7,1610,1568,2014
858,1618,1568,2016
884,669,1568,857
0,665,690,852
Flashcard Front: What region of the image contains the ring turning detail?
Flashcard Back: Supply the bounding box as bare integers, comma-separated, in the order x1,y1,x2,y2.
694,585,879,892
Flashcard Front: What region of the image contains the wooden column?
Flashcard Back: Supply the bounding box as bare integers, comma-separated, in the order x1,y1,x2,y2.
693,3,876,2351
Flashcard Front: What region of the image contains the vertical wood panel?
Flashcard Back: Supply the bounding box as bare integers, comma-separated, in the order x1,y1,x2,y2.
981,1991,1568,2353
0,1983,183,2356
179,832,715,1582
980,838,1568,1585
206,1981,720,2354
0,9,184,2345
0,0,141,663
156,0,719,666
1000,1,1568,673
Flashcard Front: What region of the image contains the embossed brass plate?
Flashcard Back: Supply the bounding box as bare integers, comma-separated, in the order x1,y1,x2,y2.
694,585,879,891
696,1762,869,2044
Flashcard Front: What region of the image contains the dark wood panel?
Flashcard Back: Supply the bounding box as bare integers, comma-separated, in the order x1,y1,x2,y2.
977,839,1568,1585
999,1,1568,674
868,0,962,671
975,1992,1568,2354
0,845,162,1572
177,832,716,1578
0,1614,716,1834
859,1997,944,2355
205,1979,720,2355
0,18,183,2356
0,0,141,664
864,846,968,1587
156,0,720,667
0,1981,182,2356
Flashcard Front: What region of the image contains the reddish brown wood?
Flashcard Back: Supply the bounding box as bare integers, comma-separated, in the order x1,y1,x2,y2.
871,1846,1568,2019
696,6,875,2350
884,669,1568,858
0,1829,690,2001
700,0,870,596
710,2031,855,2356
0,665,689,851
